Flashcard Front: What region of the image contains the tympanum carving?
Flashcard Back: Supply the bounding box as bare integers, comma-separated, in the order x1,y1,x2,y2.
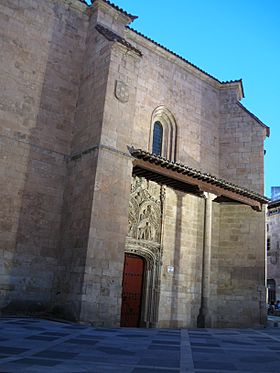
128,177,162,243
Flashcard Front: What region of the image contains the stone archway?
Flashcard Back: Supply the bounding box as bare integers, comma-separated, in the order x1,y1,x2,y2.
124,176,164,327
125,239,161,327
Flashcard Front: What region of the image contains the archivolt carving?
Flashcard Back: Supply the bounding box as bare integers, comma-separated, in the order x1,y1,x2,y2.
125,176,164,327
127,177,163,243
125,238,162,270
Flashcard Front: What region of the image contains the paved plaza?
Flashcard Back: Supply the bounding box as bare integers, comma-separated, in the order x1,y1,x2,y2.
0,317,280,372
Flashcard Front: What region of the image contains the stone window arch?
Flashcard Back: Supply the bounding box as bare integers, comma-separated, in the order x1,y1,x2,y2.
152,121,163,156
149,106,177,161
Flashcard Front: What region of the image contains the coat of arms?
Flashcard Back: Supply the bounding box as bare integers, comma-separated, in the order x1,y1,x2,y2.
115,80,129,103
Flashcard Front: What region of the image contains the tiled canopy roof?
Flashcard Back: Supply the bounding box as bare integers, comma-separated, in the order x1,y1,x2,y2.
268,199,280,209
129,148,269,206
96,24,142,56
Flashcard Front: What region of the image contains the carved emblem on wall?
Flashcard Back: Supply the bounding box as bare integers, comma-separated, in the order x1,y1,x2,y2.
115,80,129,103
127,177,162,243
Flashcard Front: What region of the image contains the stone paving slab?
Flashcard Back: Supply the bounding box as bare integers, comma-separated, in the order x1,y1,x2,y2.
0,317,280,372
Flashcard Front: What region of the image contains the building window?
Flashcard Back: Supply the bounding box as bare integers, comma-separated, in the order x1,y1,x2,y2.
149,106,177,161
152,121,163,156
267,238,271,251
267,279,276,303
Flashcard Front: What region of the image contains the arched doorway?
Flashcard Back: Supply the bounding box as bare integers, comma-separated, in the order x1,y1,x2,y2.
120,253,145,327
123,176,164,328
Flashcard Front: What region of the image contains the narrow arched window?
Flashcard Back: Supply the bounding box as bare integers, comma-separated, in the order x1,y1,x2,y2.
149,107,177,161
152,121,163,156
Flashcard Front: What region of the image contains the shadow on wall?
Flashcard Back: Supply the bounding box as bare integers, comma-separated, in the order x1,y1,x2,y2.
169,191,183,326
1,1,88,320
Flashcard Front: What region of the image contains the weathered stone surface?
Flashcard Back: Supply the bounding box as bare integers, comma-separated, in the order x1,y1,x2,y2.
0,0,267,328
267,199,280,302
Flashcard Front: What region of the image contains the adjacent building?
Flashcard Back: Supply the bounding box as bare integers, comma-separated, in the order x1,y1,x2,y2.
267,187,280,303
0,0,269,327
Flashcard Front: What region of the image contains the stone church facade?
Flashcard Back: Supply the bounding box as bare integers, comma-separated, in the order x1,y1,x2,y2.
0,0,269,327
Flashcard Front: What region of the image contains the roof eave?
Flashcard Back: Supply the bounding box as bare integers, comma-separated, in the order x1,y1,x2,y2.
220,79,245,100
268,199,280,209
93,0,137,23
128,147,269,208
237,102,270,138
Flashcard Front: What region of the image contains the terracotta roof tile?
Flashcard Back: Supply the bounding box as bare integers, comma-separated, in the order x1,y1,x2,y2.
221,79,244,98
127,28,248,101
268,199,280,209
101,0,137,20
129,147,269,204
84,0,137,20
96,24,142,56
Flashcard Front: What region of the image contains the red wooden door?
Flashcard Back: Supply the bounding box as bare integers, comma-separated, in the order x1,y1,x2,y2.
120,254,145,327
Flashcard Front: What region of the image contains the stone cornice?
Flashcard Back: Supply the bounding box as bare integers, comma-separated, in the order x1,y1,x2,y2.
96,24,142,56
220,80,244,100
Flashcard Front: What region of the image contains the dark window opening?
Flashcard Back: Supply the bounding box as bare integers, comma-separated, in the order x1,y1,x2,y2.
152,121,163,156
267,238,271,251
267,279,276,303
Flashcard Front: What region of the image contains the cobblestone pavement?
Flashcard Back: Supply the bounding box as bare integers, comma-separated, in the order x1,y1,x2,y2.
0,317,280,372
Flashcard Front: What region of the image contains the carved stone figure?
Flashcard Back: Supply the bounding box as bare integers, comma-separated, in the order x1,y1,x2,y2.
127,177,162,243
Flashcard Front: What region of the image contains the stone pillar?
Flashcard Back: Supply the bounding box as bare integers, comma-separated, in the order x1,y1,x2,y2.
197,192,216,328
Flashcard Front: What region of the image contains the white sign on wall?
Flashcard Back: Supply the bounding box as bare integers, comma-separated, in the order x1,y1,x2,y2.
167,265,174,273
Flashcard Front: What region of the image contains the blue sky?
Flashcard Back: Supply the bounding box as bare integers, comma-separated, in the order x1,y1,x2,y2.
91,0,279,197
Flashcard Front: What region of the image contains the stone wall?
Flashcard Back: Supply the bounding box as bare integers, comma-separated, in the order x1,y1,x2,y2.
53,5,115,320
0,0,88,314
267,207,280,300
126,29,221,175
73,3,141,324
215,204,266,327
0,0,267,328
79,148,133,325
219,89,266,194
126,30,266,195
158,190,204,328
